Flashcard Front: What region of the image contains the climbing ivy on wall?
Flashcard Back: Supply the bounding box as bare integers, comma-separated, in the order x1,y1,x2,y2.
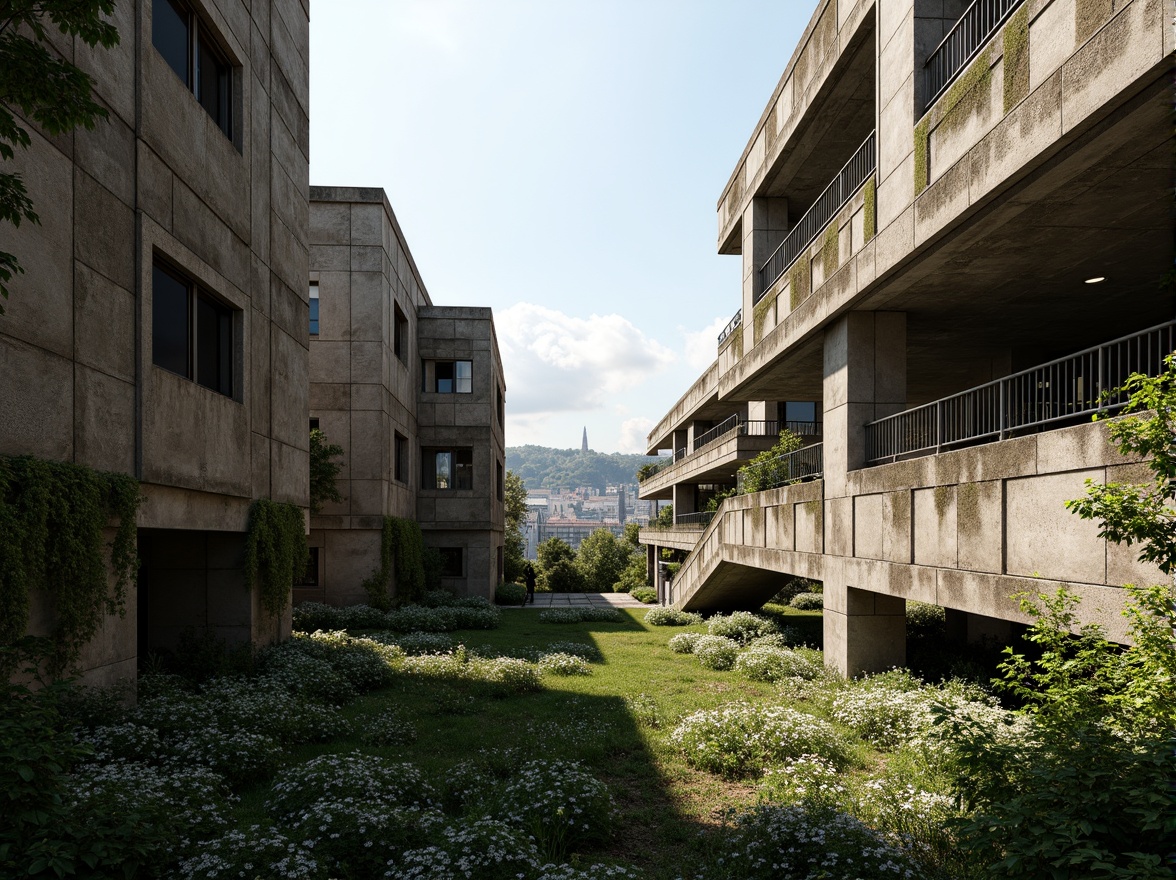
362,516,426,609
244,499,307,620
0,456,140,674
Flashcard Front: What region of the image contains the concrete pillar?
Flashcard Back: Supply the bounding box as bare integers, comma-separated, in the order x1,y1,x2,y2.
672,483,696,520
824,583,907,676
747,401,780,433
822,311,906,497
672,428,689,459
740,197,790,353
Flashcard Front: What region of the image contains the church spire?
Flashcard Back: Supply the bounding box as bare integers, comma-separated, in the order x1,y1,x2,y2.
581,427,588,452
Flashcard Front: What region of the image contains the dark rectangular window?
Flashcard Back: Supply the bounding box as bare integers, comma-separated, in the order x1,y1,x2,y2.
394,432,407,483
309,417,320,431
496,385,504,425
151,0,233,139
422,447,473,490
426,360,472,394
309,282,319,336
394,303,407,362
496,460,504,502
295,547,320,587
152,257,236,398
438,547,463,578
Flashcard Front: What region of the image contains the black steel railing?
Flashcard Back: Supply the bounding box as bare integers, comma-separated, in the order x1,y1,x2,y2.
756,131,876,300
736,443,824,492
865,321,1176,464
718,308,743,347
691,415,742,452
924,0,1025,107
674,511,716,528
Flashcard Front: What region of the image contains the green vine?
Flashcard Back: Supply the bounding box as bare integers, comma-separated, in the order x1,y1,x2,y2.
244,499,307,620
362,516,426,609
0,455,140,674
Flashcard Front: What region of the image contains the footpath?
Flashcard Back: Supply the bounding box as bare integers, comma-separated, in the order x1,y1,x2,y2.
509,591,648,609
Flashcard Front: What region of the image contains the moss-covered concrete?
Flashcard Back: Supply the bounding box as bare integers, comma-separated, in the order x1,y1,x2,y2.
789,259,811,311
1003,5,1030,113
915,46,993,197
863,176,876,241
1076,0,1114,44
914,117,929,197
753,293,776,344
822,222,840,280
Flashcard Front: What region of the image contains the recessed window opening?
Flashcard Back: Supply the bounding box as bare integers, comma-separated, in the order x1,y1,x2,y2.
423,447,473,490
425,359,472,393
438,547,464,578
309,282,320,336
152,258,235,398
394,303,408,362
152,0,233,139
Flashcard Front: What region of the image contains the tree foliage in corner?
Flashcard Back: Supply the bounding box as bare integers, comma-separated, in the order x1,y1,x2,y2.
0,0,119,309
503,470,527,583
309,428,344,515
244,499,307,619
363,516,426,609
0,455,140,674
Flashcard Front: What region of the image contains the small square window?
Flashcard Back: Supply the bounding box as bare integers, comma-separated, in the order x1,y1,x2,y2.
309,282,319,336
152,258,236,398
438,547,463,578
425,360,473,394
422,447,473,490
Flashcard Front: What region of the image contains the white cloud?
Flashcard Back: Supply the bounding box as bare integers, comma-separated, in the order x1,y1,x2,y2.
498,303,676,416
680,315,729,371
616,417,655,454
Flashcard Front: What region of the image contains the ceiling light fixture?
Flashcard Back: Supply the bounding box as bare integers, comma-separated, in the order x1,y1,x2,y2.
1085,276,1106,284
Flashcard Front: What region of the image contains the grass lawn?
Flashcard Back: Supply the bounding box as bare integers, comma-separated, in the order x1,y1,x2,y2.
237,606,827,877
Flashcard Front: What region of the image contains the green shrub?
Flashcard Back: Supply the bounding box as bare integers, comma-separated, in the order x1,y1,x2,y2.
491,760,614,860
538,652,593,676
707,611,780,644
540,557,587,592
789,592,823,610
770,577,821,605
496,582,527,606
734,645,818,682
630,587,657,604
693,635,739,670
177,826,322,880
645,607,702,627
267,752,438,819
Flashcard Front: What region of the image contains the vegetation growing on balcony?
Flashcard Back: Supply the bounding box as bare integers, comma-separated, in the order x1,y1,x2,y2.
736,429,804,494
1002,5,1030,112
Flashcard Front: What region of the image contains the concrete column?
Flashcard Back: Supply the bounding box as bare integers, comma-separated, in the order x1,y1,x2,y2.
824,582,907,676
747,400,780,432
740,197,790,352
672,483,696,520
822,311,906,497
672,428,689,459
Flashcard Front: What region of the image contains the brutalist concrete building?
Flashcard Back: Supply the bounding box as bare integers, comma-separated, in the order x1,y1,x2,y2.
304,188,507,604
639,0,1173,674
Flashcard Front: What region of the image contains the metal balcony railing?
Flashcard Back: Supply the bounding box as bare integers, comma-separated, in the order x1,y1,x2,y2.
756,131,876,301
640,419,824,481
736,443,824,492
865,320,1176,464
691,415,742,452
673,511,716,528
924,0,1025,107
718,308,742,347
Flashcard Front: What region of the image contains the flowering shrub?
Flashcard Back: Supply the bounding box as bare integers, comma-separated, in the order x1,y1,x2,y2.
706,611,780,644
624,693,662,729
358,707,419,746
544,641,602,662
789,592,824,610
492,760,614,859
697,804,930,880
693,635,739,670
422,590,494,610
477,656,543,694
537,606,621,624
267,752,437,819
394,631,455,655
538,652,593,676
255,647,359,705
389,818,542,880
644,607,702,627
534,863,644,879
668,632,702,654
749,630,801,649
176,825,323,880
290,801,444,878
70,761,237,867
199,676,353,743
289,630,401,692
735,645,817,682
758,755,846,807
450,606,502,629
386,605,460,633
830,673,940,749
77,723,164,765
765,647,828,681
126,688,208,734
168,727,283,785
671,702,851,778
293,601,384,632
442,747,526,813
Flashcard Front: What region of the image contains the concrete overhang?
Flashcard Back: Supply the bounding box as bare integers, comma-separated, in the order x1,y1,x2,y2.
679,560,788,611
637,431,782,500
637,527,707,552
721,67,1175,406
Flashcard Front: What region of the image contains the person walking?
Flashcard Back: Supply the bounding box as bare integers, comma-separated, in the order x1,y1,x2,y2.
523,562,537,605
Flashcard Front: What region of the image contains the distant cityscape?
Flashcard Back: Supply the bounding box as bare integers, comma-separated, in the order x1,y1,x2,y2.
523,483,659,558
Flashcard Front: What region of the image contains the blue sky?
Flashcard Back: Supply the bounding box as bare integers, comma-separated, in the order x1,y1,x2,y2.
310,1,815,453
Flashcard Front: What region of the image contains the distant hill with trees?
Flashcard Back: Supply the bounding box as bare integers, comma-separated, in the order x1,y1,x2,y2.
506,445,666,492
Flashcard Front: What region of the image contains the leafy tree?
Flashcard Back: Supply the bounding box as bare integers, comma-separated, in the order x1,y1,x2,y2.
650,504,673,527
575,528,631,593
737,429,804,493
536,536,574,572
503,470,527,583
539,557,586,593
309,429,344,515
1,1,119,310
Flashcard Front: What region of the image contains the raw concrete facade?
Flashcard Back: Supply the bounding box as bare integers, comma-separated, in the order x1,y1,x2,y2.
1,0,311,685
305,188,506,605
639,0,1173,674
